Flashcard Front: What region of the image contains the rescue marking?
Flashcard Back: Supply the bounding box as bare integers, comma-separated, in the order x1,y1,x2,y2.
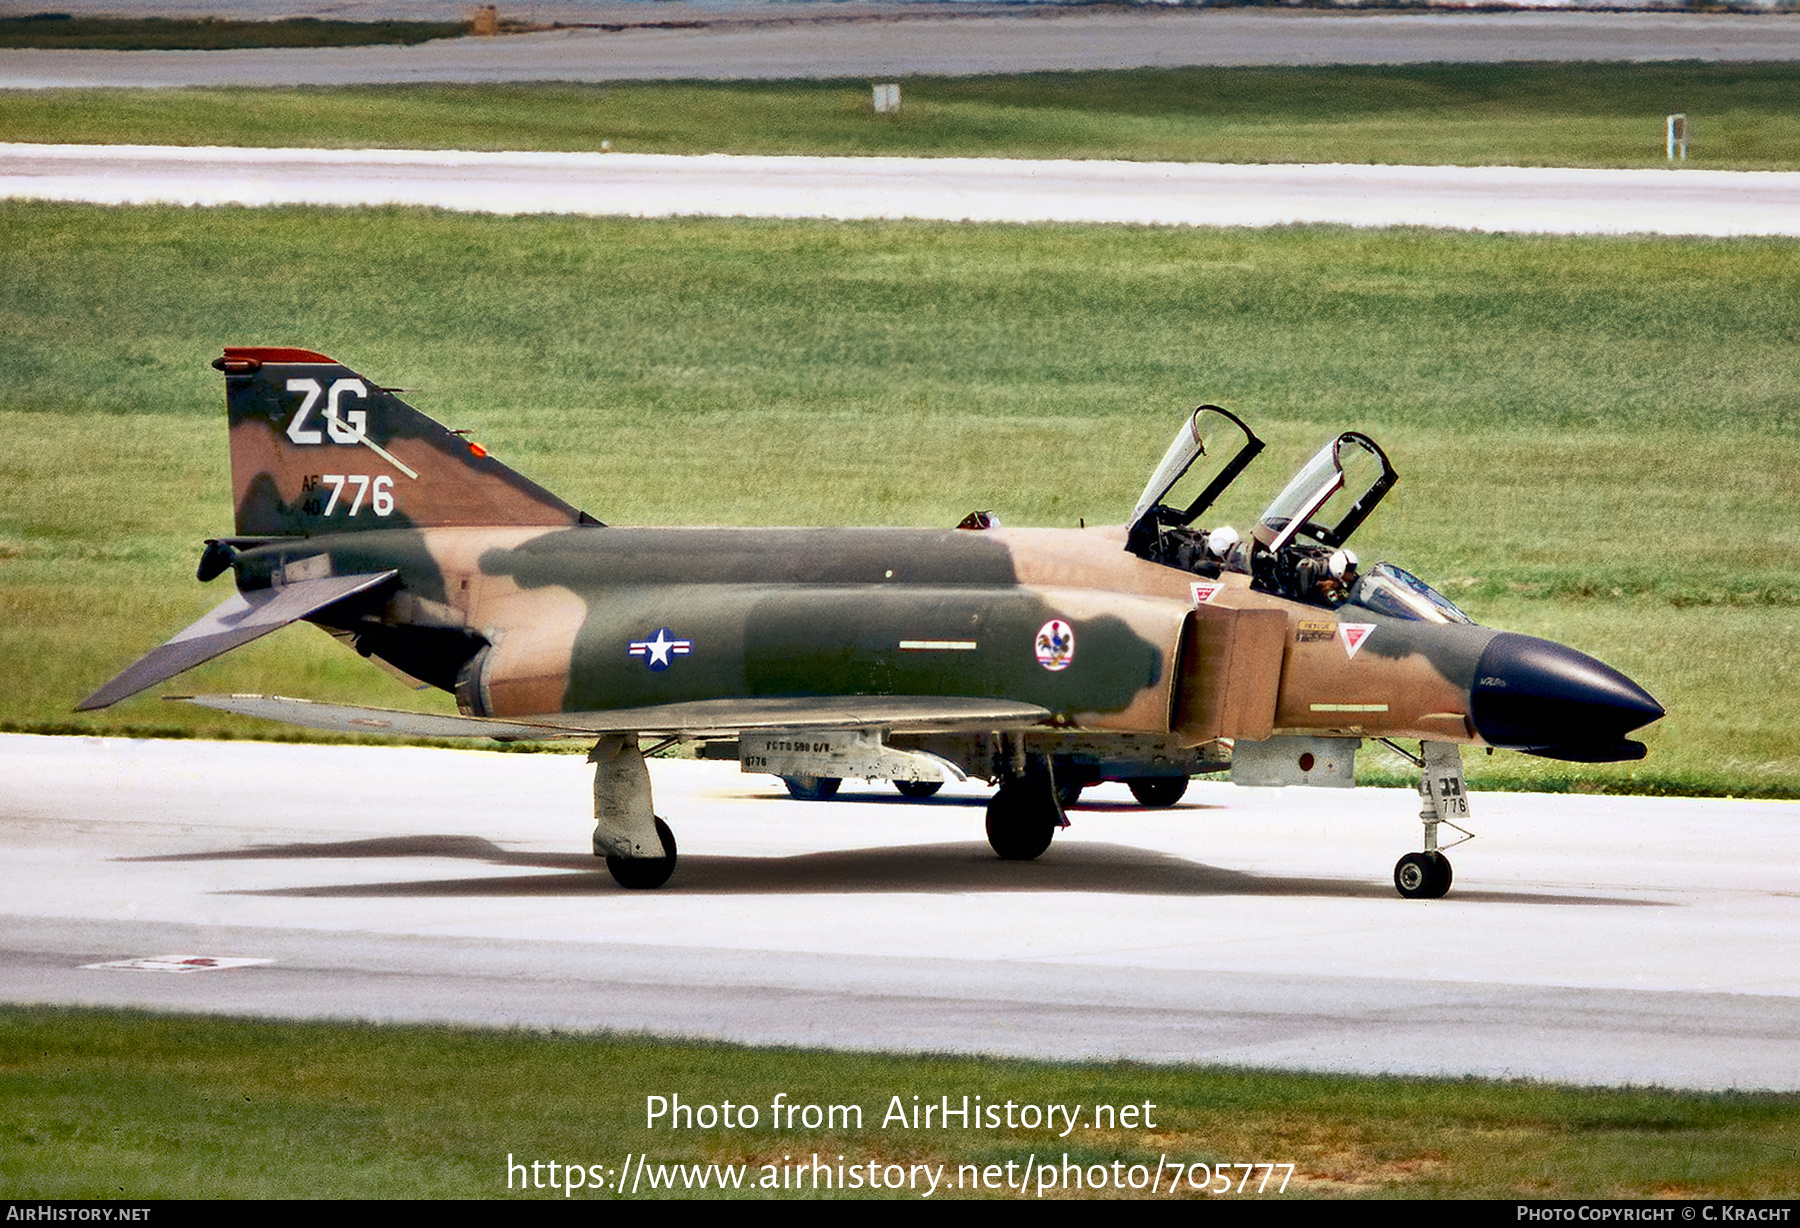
1309,703,1390,713
1295,619,1335,643
82,954,275,974
1338,623,1376,659
1035,619,1075,672
629,628,694,671
1190,581,1223,606
898,640,978,651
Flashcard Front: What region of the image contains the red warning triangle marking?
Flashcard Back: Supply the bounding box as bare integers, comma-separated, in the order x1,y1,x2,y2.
1339,623,1375,659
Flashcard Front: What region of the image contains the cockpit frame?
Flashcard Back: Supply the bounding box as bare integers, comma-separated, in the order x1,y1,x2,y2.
1252,432,1397,554
1127,411,1456,618
1125,405,1264,560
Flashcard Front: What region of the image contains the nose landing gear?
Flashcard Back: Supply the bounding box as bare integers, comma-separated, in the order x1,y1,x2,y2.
1382,739,1474,900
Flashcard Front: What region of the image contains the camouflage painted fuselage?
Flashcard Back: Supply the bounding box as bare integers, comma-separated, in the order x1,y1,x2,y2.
209,347,1487,754
227,519,1490,756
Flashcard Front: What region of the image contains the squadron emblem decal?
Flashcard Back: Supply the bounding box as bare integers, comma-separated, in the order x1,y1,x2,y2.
1034,619,1075,672
628,628,693,672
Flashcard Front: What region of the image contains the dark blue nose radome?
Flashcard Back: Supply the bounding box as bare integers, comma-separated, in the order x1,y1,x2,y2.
1469,632,1665,763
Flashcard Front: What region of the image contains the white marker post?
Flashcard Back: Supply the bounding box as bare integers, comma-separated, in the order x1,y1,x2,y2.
873,83,902,114
1666,113,1688,162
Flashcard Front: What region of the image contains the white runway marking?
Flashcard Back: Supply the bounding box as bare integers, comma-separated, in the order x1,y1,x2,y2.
80,954,277,973
7,143,1799,236
5,734,1797,1087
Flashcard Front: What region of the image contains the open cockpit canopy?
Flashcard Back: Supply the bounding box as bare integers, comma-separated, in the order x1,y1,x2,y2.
1125,410,1468,618
1252,432,1397,554
1127,405,1264,546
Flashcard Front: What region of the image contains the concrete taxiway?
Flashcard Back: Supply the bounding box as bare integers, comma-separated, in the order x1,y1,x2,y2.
8,143,1799,237
6,10,1800,89
4,733,1796,1089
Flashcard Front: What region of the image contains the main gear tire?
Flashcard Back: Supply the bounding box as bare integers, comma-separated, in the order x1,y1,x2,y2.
985,779,1057,861
606,818,678,890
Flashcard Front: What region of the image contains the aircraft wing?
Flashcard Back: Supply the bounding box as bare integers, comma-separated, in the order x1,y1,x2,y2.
175,693,1055,740
76,572,399,711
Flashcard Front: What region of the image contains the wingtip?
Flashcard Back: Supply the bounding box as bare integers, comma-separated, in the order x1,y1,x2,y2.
74,681,129,712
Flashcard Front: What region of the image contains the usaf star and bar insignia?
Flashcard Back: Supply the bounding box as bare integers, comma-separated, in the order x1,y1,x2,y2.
628,628,694,672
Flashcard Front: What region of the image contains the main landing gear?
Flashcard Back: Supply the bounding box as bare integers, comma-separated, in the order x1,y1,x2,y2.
590,734,678,889
985,758,1067,861
1383,739,1473,900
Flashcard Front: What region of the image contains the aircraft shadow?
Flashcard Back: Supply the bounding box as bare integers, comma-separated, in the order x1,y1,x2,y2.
163,834,1662,905
125,834,509,863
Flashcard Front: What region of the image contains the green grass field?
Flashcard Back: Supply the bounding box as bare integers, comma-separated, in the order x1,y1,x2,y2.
4,1006,1796,1199
1,203,1795,796
6,63,1800,169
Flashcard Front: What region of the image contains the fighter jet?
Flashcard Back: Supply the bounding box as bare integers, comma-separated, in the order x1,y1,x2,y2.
80,348,1664,898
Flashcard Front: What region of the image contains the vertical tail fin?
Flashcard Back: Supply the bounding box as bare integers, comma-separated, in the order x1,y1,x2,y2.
216,347,597,536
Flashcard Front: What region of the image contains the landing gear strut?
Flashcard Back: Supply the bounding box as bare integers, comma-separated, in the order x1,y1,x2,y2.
1384,739,1472,900
591,733,678,889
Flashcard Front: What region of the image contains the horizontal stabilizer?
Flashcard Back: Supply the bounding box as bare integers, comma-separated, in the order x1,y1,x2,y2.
175,693,1054,740
77,571,397,710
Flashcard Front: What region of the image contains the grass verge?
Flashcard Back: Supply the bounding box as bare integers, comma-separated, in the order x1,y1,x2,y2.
3,1005,1797,1199
5,63,1800,169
